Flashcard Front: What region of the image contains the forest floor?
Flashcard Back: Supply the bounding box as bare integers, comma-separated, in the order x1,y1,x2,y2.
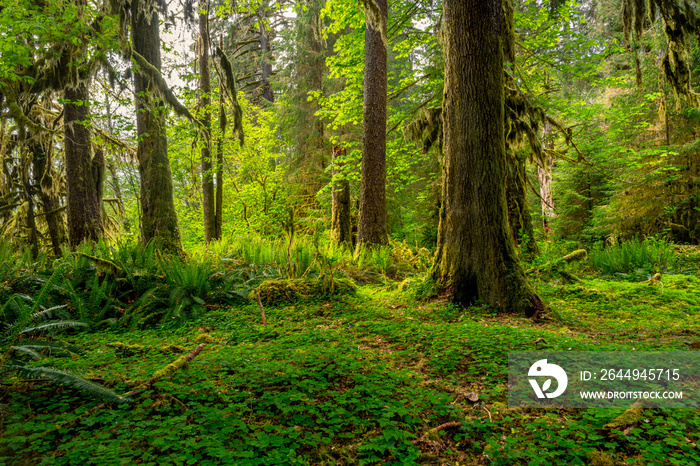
2,263,700,465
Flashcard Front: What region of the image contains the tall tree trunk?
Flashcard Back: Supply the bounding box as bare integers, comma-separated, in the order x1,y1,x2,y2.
64,82,104,248
331,145,352,247
214,114,224,240
259,19,275,103
131,0,182,253
31,141,65,256
433,0,542,316
539,120,555,240
198,0,215,243
356,0,388,251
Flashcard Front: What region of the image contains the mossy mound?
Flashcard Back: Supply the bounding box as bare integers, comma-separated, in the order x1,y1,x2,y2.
251,276,357,306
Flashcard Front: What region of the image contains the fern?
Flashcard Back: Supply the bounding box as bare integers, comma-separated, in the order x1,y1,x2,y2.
19,320,89,334
9,365,130,405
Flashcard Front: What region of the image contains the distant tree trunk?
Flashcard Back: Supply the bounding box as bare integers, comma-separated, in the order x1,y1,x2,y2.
539,120,556,240
259,20,275,103
356,0,388,251
506,151,538,256
131,0,183,253
198,0,215,243
331,145,352,246
214,120,224,240
433,0,542,316
31,141,66,256
64,82,104,248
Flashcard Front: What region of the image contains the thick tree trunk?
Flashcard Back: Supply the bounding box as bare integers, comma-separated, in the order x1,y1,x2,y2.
198,1,215,243
506,151,538,256
64,82,104,248
131,0,183,253
331,146,352,247
433,0,542,316
356,0,388,251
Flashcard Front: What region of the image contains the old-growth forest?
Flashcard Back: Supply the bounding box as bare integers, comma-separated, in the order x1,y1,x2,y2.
1,0,700,464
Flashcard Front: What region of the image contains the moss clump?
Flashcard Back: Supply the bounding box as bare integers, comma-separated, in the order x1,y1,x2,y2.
252,276,357,306
160,344,186,354
106,343,146,357
413,275,439,301
562,249,588,262
194,334,215,344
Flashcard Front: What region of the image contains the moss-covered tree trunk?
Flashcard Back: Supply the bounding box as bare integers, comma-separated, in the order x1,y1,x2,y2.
433,0,542,316
356,0,388,252
31,141,66,256
198,0,215,243
131,0,182,253
506,151,538,256
64,82,104,249
331,145,352,246
259,16,275,103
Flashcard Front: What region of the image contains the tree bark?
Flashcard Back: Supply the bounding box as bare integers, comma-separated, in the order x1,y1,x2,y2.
198,0,215,243
64,82,104,249
331,145,352,247
259,19,275,103
433,0,542,316
131,0,183,253
356,0,388,251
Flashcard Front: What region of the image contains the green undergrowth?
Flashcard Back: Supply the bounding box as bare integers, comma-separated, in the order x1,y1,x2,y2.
1,247,699,465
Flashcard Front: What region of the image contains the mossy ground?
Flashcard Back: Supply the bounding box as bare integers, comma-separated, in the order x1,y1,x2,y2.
2,267,699,465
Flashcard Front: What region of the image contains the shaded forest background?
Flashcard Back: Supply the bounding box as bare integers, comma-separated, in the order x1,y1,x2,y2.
1,0,698,260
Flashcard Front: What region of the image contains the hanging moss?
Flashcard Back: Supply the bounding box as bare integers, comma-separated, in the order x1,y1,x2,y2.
361,0,388,47
214,46,244,146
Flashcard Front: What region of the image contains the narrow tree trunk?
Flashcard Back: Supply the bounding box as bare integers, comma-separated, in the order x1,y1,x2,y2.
259,20,275,103
214,129,224,240
331,145,352,247
64,82,104,248
356,0,388,251
506,151,538,256
433,0,542,316
539,120,555,240
131,0,182,253
31,141,65,256
198,1,215,243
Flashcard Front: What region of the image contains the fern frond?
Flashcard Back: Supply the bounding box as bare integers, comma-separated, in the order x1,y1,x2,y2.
31,305,70,321
9,345,42,360
8,365,130,405
12,340,84,357
19,321,89,334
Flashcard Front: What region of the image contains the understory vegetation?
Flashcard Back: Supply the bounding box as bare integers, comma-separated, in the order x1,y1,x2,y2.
1,238,699,465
